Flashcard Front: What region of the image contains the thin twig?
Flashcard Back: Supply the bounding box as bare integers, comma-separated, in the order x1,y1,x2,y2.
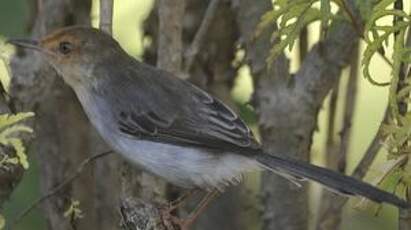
99,0,114,35
337,43,359,173
338,0,393,68
298,27,308,65
326,85,339,157
317,107,389,230
317,43,360,230
157,0,185,74
352,109,389,179
317,46,359,230
392,1,411,229
11,150,113,228
184,0,221,73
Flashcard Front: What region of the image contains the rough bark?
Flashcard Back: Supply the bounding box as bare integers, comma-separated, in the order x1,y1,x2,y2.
317,43,359,230
157,0,185,74
119,197,167,230
235,0,361,229
99,0,114,34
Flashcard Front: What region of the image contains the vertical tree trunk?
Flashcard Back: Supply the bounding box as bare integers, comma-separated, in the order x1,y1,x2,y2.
234,1,309,229
317,43,359,230
235,0,361,229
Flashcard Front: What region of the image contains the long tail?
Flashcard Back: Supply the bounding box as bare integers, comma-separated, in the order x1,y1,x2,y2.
255,152,409,209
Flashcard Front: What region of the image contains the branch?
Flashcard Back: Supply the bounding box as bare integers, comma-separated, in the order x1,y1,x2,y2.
119,197,170,230
352,109,388,179
157,0,185,74
235,0,384,229
317,106,389,230
337,0,392,69
326,85,339,158
11,150,113,228
317,43,359,230
298,27,309,64
183,0,221,73
99,0,114,35
338,43,359,173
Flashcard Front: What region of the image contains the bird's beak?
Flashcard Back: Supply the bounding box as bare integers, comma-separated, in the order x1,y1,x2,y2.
6,39,43,52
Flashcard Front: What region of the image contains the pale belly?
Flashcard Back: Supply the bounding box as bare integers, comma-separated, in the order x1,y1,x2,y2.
108,134,260,191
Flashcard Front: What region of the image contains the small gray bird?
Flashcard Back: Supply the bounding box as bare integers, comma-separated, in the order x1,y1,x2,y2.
8,26,409,212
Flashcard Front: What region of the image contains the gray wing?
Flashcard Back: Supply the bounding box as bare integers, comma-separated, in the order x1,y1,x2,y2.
99,62,260,152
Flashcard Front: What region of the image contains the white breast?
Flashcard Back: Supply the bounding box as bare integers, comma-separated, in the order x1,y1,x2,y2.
109,135,260,190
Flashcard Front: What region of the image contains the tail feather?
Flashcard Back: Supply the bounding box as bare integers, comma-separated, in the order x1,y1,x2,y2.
255,152,409,209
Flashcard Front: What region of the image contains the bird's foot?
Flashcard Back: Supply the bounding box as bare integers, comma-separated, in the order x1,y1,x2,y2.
159,190,219,230
159,207,193,230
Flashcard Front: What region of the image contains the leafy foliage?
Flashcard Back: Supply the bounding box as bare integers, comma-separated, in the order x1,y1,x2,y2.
362,0,410,86
64,199,84,220
255,0,338,65
355,0,411,201
0,112,34,170
258,0,411,206
362,0,411,191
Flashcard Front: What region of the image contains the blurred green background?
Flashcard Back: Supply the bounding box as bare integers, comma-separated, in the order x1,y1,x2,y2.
0,0,406,229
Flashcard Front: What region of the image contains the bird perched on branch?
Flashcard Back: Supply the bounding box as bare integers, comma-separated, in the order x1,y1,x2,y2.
9,26,409,229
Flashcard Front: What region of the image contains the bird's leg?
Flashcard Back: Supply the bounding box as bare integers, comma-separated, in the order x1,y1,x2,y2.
160,189,199,228
187,190,219,222
173,190,219,230
168,189,199,211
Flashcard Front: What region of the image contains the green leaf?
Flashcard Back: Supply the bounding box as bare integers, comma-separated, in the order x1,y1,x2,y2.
320,0,331,37
64,200,84,220
268,7,321,64
362,22,407,86
374,0,396,12
9,138,29,169
255,0,312,38
0,112,34,131
0,112,34,169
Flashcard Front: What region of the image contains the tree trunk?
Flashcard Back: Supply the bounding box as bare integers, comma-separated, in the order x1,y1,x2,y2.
235,0,360,229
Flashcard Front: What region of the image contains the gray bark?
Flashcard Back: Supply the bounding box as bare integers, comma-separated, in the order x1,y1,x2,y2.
235,0,360,229
157,0,185,74
317,43,359,230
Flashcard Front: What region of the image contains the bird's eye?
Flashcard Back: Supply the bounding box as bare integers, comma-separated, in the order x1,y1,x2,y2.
58,41,73,55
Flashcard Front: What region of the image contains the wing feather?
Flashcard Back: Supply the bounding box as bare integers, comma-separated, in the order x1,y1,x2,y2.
94,61,260,152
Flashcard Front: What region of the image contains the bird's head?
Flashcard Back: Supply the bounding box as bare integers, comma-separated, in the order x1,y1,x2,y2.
8,26,124,87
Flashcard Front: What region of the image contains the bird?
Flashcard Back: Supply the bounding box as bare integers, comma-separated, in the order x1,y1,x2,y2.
8,26,409,227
